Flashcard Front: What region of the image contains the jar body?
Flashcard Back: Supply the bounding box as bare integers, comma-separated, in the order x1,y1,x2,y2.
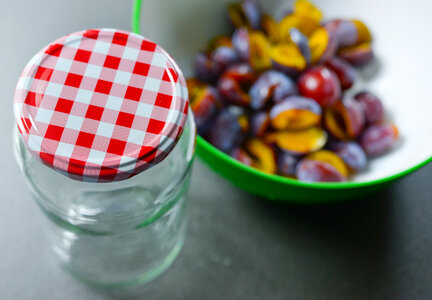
14,113,196,287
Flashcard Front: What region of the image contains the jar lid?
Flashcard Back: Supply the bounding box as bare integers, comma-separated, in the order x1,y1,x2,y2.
14,29,189,182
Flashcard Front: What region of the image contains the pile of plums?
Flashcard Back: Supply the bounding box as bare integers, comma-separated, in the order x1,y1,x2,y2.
187,0,398,182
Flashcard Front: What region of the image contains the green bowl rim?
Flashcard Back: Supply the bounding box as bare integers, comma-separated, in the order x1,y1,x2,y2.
132,0,432,190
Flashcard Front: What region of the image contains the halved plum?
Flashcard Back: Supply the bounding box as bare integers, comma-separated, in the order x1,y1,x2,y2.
265,126,327,155
330,141,367,172
270,43,307,76
245,138,277,174
296,159,347,182
196,46,242,84
217,63,257,106
277,151,299,177
324,19,371,48
324,19,358,48
249,31,272,72
249,70,297,110
278,14,319,41
207,35,232,53
230,146,254,166
306,150,349,177
211,46,241,75
227,3,247,29
250,111,270,137
187,79,221,134
208,108,245,153
223,63,257,82
261,14,280,43
338,43,374,66
351,19,372,44
308,27,338,64
228,1,262,30
324,98,365,140
325,57,356,90
294,0,323,23
241,0,262,30
289,28,312,64
269,96,321,130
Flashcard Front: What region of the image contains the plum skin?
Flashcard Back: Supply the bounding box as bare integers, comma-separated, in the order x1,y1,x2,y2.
278,152,299,176
249,70,297,110
325,57,356,90
360,123,398,157
297,66,341,107
354,91,384,124
296,159,347,182
208,109,244,153
331,141,367,171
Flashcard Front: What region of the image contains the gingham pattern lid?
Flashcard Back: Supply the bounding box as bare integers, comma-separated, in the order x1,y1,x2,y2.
14,29,189,182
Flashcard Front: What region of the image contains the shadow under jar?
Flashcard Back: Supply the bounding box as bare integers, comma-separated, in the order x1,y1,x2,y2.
13,29,196,287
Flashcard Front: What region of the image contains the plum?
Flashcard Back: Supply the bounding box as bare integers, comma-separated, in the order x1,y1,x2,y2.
249,31,272,72
324,97,365,140
217,63,256,106
227,0,262,30
297,65,341,107
351,20,372,44
289,28,312,64
331,141,367,172
269,96,321,130
296,159,347,182
208,108,245,153
309,27,338,64
294,0,323,23
325,57,356,90
265,126,327,155
187,79,221,134
232,28,250,62
354,91,384,124
306,150,349,177
207,35,232,53
360,123,398,156
194,52,219,84
250,112,270,137
230,147,254,166
270,43,307,76
277,151,299,176
338,43,374,66
227,3,248,29
249,70,297,110
324,19,358,48
278,14,319,41
217,76,249,107
324,19,371,48
211,46,241,74
241,0,262,30
245,138,277,173
261,14,279,43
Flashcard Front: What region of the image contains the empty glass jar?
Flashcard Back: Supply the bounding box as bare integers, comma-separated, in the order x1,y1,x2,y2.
13,28,195,287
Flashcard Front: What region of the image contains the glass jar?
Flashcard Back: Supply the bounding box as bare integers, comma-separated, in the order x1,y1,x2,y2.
13,114,195,287
12,29,196,287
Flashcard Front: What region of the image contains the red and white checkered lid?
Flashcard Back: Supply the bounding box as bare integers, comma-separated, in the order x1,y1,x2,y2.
14,29,189,182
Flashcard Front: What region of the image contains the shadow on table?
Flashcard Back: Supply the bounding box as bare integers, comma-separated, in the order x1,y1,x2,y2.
242,188,396,296
90,186,396,299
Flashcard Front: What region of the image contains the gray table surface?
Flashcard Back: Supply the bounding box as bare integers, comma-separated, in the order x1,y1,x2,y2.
1,1,431,299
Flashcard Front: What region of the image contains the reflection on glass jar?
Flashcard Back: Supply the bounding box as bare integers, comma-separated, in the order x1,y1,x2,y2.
13,29,196,287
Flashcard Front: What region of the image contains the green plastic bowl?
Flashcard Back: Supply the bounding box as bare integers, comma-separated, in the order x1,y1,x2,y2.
133,0,432,203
